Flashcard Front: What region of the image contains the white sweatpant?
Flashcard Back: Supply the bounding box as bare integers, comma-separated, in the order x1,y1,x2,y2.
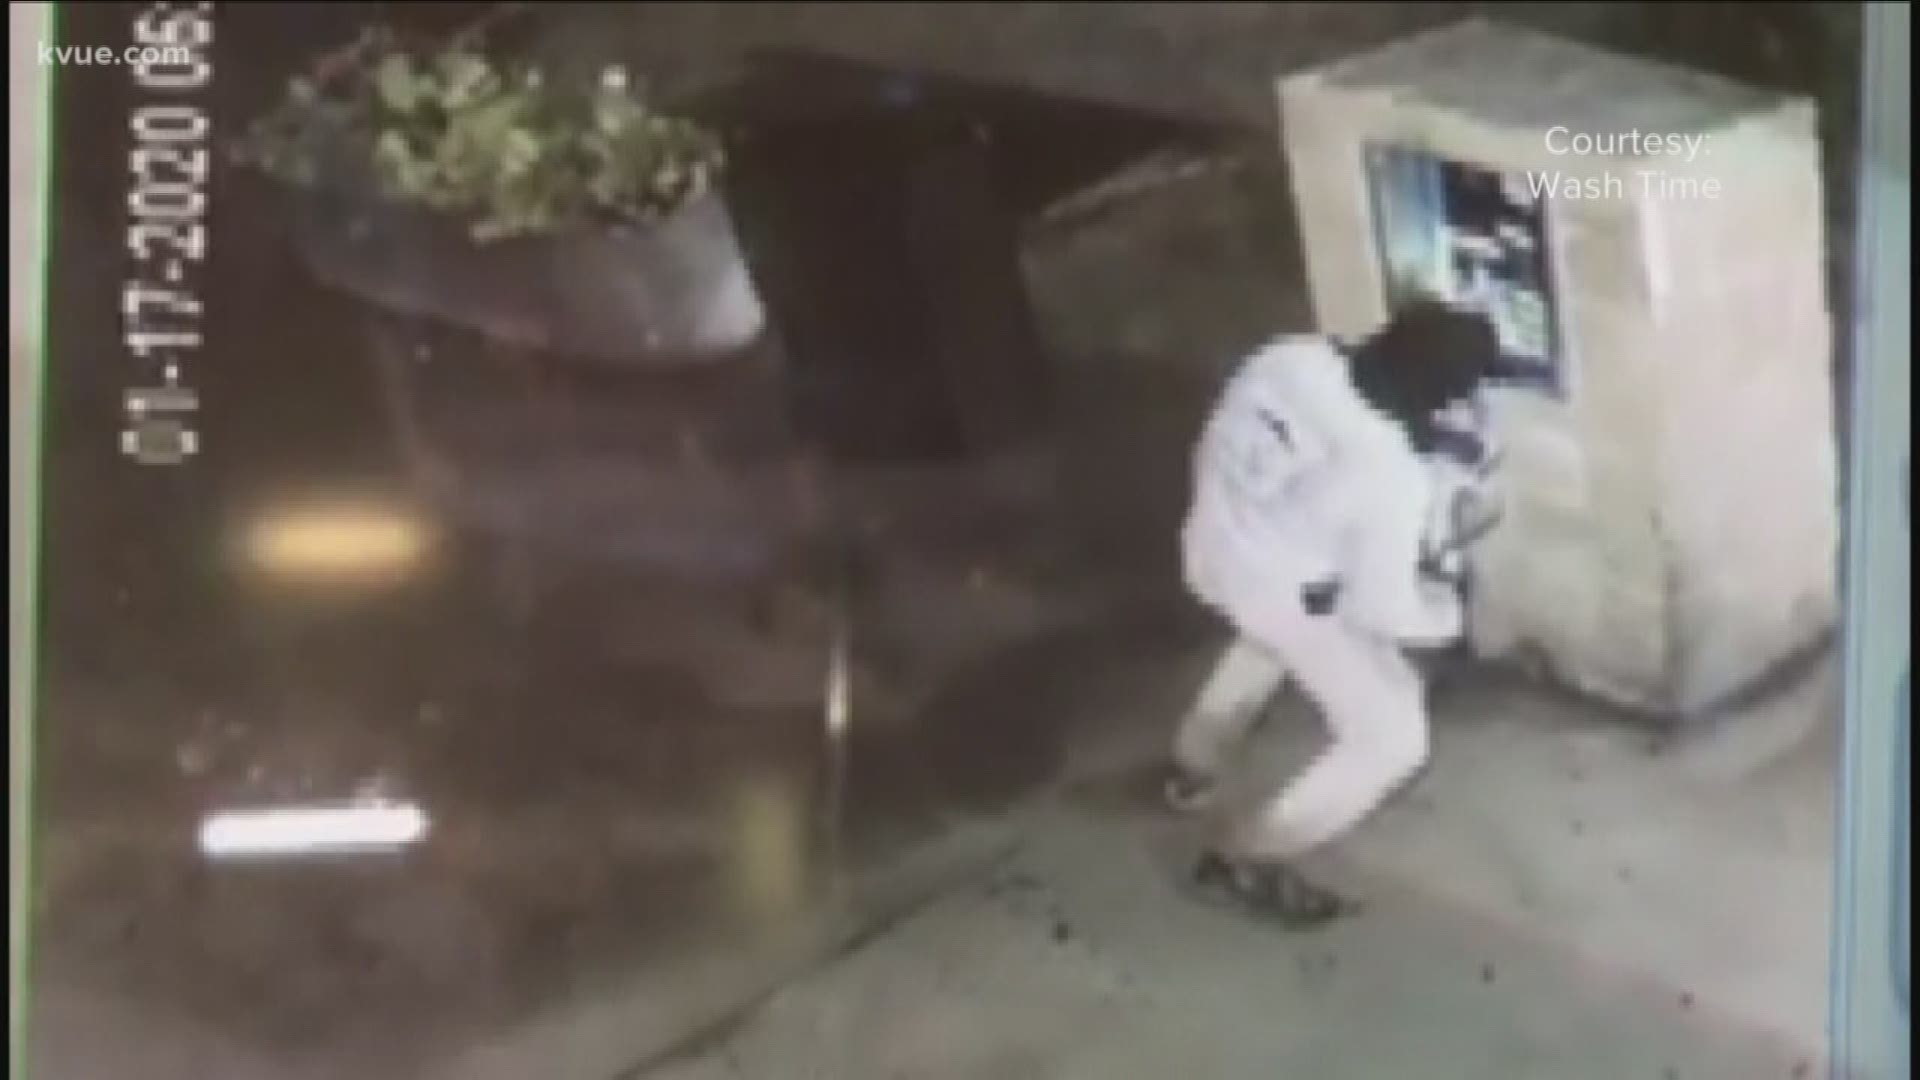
1174,607,1429,862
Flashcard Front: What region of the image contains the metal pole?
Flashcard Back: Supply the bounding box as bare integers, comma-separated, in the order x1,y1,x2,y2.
1829,4,1911,1078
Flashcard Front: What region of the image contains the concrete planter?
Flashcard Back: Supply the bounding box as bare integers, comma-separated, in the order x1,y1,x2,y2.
276,173,805,590
289,185,766,369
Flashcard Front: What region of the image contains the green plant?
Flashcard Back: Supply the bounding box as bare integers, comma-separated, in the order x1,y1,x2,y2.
237,28,726,242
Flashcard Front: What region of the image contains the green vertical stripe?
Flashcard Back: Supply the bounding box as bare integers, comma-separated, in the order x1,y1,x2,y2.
10,3,59,1076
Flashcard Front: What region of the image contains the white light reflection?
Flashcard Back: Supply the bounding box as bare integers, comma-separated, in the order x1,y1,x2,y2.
198,801,430,860
818,599,853,906
826,617,852,740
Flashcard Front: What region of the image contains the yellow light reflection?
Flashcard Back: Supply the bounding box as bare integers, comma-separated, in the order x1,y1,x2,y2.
730,769,809,925
241,499,437,580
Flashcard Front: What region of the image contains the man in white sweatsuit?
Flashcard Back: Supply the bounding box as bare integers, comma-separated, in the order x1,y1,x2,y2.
1170,299,1504,927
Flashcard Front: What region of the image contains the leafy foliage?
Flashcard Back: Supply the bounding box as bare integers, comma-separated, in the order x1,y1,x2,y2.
237,28,726,243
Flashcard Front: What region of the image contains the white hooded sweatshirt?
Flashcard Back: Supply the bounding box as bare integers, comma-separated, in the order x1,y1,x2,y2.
1182,335,1466,649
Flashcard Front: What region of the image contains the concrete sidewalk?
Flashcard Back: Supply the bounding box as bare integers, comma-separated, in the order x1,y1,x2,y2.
636,658,1837,1080
24,651,1840,1080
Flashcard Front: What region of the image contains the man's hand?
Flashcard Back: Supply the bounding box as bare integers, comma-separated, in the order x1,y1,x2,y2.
1419,546,1467,588
1399,577,1466,650
1301,579,1341,617
1419,458,1504,588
